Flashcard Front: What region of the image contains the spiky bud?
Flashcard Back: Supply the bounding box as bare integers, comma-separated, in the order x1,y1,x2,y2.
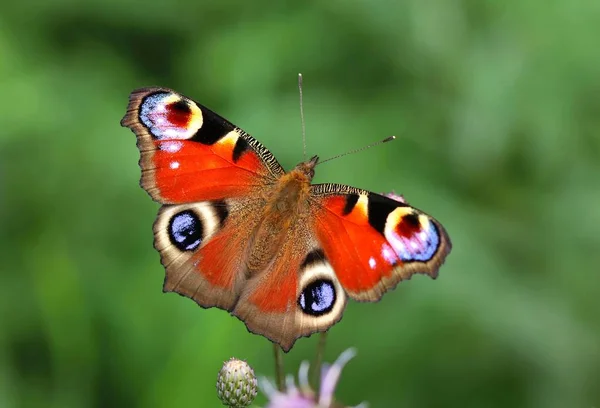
216,357,257,407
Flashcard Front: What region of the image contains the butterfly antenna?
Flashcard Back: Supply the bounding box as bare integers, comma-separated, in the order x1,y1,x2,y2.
317,136,396,165
298,73,307,160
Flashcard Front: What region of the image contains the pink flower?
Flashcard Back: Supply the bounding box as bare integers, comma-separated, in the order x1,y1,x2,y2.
259,349,367,408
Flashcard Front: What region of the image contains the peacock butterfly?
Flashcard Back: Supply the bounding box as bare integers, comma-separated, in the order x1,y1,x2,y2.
121,87,452,351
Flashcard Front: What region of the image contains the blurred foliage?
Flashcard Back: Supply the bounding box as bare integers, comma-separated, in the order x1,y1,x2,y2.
1,0,599,407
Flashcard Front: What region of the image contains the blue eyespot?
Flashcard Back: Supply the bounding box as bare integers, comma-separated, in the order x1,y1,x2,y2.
386,218,441,263
298,279,336,316
168,210,203,251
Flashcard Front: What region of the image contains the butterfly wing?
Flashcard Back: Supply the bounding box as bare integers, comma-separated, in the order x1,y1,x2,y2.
153,198,263,311
121,88,283,313
310,183,452,301
120,87,285,204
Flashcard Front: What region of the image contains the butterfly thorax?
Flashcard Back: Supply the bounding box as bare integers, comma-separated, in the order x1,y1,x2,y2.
245,157,318,275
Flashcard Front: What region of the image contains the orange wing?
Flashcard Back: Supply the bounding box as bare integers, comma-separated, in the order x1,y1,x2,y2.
121,88,285,204
310,184,452,301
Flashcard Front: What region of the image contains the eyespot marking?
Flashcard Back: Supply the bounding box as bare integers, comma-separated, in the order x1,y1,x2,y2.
298,279,336,316
381,243,399,266
168,210,203,251
385,214,440,262
166,100,192,127
397,213,421,237
140,92,203,140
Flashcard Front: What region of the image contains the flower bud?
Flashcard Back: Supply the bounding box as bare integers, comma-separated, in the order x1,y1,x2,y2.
216,357,257,407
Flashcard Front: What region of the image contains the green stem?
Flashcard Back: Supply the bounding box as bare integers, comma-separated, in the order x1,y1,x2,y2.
273,343,285,391
312,332,328,400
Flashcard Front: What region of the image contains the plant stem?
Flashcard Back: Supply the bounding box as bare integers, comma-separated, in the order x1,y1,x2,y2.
312,332,328,400
273,343,285,391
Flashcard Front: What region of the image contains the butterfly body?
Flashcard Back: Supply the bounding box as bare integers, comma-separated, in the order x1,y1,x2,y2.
246,158,316,275
122,87,451,351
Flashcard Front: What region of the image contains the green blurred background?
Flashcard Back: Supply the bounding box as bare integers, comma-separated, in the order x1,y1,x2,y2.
1,0,599,407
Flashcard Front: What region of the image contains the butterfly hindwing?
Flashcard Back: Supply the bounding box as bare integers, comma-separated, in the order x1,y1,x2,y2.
154,197,266,311
120,88,285,204
232,228,348,352
310,184,452,301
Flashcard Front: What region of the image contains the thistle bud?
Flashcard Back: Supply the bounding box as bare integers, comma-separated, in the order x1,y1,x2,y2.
216,357,257,407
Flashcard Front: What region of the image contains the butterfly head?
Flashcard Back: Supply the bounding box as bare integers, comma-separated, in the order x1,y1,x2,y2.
294,155,319,181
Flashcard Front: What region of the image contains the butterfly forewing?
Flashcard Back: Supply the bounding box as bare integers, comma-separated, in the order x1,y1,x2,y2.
310,184,451,301
120,88,284,204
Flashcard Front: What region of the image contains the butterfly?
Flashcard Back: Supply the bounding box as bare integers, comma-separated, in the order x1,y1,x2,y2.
121,87,452,352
